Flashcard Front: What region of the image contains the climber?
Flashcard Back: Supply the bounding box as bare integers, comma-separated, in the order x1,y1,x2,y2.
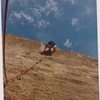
41,41,56,56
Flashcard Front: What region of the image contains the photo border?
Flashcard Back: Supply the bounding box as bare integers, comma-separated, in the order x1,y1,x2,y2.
0,0,100,100
97,0,100,98
0,0,4,100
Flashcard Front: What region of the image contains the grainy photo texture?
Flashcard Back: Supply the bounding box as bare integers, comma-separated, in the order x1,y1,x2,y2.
2,0,99,100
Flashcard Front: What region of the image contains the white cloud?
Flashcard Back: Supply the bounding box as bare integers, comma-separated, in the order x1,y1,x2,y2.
37,19,50,28
13,12,22,19
46,0,58,12
64,39,72,48
13,11,34,23
33,7,42,18
82,7,93,16
21,12,34,22
71,17,79,26
9,0,61,24
45,0,59,16
8,0,62,28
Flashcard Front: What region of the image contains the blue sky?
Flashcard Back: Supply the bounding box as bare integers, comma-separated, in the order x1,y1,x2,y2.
2,0,98,58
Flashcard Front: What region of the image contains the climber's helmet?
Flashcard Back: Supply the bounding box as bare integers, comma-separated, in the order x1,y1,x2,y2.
47,41,56,48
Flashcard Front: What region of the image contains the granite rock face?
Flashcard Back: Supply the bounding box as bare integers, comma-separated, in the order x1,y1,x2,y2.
4,34,99,100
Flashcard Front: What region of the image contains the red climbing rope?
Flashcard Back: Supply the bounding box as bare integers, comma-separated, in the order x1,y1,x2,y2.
4,60,42,84
3,0,9,88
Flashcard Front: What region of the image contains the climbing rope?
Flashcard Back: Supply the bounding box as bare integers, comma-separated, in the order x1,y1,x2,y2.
3,0,9,88
4,59,43,87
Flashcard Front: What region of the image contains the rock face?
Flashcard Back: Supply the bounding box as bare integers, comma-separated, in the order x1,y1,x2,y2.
5,34,99,100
